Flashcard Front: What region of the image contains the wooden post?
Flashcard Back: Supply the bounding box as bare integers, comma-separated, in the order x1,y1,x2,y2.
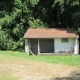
25,39,29,53
74,37,79,55
38,39,40,54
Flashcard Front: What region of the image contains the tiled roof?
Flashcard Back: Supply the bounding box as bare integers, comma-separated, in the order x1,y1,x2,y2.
24,28,79,38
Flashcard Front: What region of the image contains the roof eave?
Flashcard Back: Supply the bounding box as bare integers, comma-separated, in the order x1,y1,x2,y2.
24,36,79,39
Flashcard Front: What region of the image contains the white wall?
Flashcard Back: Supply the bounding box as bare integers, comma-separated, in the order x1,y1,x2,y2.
54,38,74,53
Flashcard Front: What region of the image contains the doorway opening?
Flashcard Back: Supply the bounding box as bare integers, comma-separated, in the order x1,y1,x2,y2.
40,39,54,53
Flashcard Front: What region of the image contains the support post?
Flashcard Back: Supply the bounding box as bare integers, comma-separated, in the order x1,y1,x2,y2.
38,39,40,54
74,37,79,55
25,39,29,53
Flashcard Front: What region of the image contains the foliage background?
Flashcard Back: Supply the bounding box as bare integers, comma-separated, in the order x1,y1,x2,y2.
0,0,80,51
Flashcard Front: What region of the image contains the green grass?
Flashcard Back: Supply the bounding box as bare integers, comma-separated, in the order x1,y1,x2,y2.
0,51,80,66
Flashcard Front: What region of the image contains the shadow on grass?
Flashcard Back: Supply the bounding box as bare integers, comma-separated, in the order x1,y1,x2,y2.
51,70,80,80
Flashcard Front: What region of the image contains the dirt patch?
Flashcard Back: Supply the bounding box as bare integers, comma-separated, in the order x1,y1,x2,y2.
0,55,80,80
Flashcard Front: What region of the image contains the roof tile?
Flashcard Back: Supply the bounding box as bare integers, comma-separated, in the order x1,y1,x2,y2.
24,28,79,38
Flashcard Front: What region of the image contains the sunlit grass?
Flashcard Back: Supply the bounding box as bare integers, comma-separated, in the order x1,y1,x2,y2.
0,51,80,66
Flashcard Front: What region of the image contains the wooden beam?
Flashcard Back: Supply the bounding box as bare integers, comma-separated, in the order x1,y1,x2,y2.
74,37,79,55
25,39,29,53
38,39,40,54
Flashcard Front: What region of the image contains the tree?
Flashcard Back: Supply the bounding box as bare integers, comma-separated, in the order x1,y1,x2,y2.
0,0,80,51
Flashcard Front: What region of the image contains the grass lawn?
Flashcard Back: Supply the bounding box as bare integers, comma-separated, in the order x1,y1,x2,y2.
0,51,80,66
0,51,80,80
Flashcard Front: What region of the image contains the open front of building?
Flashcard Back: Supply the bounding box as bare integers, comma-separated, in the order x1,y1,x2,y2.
29,39,54,54
24,28,79,55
